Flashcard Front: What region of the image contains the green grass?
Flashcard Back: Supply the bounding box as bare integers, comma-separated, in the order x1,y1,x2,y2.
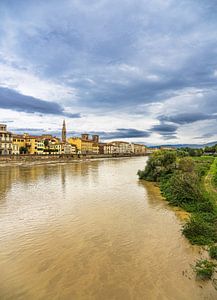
210,158,217,190
204,157,217,202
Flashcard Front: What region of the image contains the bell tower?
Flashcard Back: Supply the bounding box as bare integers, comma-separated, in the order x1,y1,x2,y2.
62,120,66,143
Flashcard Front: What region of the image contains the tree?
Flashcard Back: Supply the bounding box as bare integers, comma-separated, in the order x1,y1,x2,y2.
44,139,49,147
178,157,195,173
19,146,28,154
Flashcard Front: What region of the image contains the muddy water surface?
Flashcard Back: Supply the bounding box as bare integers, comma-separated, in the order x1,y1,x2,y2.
0,157,216,299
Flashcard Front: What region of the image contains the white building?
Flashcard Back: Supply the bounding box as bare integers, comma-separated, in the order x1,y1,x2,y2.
62,143,76,155
111,141,132,154
0,124,13,155
12,143,19,155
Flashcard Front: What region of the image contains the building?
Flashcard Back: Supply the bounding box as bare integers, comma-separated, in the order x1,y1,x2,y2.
12,133,63,155
68,137,82,154
12,134,26,153
68,134,100,154
42,137,62,155
99,142,115,154
99,142,106,154
131,143,146,154
36,140,45,155
0,124,13,155
111,141,132,154
62,143,76,155
25,135,40,154
13,134,43,154
12,143,19,155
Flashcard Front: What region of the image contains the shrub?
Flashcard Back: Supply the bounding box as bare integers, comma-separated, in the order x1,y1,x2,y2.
193,259,215,280
137,150,177,181
182,215,217,245
209,245,217,260
178,157,195,173
161,172,204,206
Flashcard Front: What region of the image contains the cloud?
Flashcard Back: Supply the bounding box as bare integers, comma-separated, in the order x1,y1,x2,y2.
66,128,151,140
0,87,81,118
98,128,151,140
194,133,216,140
158,112,217,125
151,123,178,134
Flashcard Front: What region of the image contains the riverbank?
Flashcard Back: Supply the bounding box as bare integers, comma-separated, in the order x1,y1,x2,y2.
138,151,217,282
0,153,148,167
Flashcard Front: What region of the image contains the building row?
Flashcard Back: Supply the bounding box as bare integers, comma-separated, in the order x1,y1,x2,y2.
0,123,146,156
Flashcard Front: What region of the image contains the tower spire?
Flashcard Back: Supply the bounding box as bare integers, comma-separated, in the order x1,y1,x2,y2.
62,120,66,143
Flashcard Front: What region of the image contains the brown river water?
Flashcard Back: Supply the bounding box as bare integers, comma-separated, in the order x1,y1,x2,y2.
0,157,217,300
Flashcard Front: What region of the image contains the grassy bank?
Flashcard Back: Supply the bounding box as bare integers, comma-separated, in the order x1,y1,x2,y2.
138,151,217,279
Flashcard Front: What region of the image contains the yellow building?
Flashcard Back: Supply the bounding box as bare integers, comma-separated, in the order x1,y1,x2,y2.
68,134,99,154
92,143,99,154
81,139,94,154
68,137,82,154
13,134,45,154
25,135,39,154
12,134,26,153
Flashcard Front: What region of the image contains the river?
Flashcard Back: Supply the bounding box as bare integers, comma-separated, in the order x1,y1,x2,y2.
0,157,216,299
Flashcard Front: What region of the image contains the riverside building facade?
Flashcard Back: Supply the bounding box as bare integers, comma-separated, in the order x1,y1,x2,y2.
0,124,13,155
0,121,147,156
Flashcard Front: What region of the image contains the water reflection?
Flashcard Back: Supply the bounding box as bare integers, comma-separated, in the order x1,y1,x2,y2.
0,157,217,300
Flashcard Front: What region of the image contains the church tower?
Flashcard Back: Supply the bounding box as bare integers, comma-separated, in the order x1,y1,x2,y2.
62,120,66,143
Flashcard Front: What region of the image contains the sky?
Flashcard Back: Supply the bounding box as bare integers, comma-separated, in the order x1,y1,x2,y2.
0,0,217,145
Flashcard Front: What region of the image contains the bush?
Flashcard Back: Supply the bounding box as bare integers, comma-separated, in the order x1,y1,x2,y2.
138,152,217,253
178,157,195,173
209,245,217,259
182,215,217,245
161,172,204,207
193,259,215,280
137,150,177,181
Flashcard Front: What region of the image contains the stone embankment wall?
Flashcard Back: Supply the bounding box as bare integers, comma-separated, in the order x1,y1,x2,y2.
0,153,147,165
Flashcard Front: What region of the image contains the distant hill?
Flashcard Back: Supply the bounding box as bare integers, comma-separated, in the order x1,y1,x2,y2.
148,141,217,149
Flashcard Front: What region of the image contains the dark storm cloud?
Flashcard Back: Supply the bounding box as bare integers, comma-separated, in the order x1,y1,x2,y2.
158,112,217,125
151,123,178,134
150,123,178,140
0,87,81,118
68,128,150,140
98,128,151,140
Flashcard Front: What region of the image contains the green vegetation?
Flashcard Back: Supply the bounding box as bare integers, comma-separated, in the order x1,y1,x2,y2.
211,158,217,189
138,149,217,280
194,259,216,280
19,146,28,154
138,151,217,246
209,245,217,260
